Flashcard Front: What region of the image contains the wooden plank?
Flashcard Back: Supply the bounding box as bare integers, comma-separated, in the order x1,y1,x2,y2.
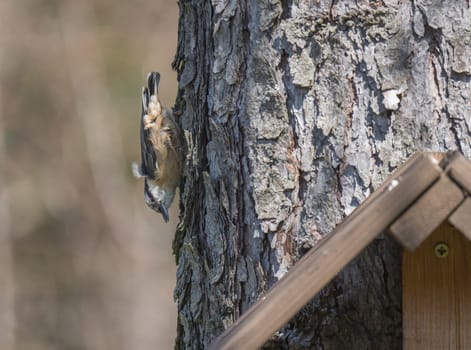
446,152,471,194
209,154,442,350
455,225,471,349
403,221,471,349
389,176,464,251
348,153,436,213
449,197,471,241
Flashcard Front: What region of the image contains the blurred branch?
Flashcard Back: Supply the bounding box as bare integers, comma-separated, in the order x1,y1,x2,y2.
58,2,134,250
0,95,15,350
0,2,15,348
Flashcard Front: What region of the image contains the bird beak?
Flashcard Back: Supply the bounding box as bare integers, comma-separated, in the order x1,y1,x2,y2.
159,202,169,223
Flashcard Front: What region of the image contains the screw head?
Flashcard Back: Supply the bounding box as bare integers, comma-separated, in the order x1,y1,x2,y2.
434,242,449,258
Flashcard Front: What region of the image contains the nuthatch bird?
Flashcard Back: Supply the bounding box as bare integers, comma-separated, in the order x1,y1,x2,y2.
132,72,183,222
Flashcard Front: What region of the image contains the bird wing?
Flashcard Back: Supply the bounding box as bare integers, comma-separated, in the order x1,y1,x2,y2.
139,86,158,180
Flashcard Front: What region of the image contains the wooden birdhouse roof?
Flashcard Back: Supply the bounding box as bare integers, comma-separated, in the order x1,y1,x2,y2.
209,151,471,350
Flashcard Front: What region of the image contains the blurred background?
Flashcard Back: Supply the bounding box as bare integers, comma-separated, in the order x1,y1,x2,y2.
0,0,179,349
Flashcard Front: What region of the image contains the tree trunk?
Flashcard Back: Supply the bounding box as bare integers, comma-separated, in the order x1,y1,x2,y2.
172,1,471,349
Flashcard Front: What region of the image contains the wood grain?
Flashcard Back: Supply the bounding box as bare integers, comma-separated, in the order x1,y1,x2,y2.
403,222,471,349
449,198,471,241
209,154,441,350
389,176,464,251
447,152,471,194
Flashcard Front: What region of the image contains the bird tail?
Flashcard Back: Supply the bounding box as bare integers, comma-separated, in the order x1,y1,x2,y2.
147,72,160,96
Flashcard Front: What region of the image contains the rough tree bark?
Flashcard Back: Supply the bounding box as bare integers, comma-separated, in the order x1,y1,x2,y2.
172,1,471,349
